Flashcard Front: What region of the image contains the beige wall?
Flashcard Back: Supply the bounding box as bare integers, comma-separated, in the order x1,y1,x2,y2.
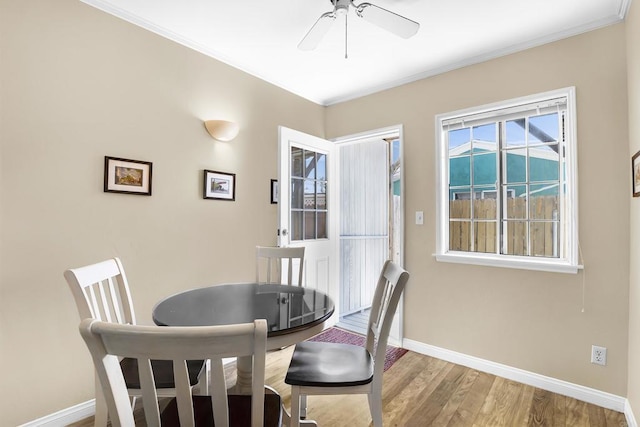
326,24,630,396
0,1,324,425
0,0,635,425
627,0,640,420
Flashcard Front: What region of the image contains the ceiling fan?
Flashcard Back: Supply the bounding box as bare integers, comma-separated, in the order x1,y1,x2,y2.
298,0,420,56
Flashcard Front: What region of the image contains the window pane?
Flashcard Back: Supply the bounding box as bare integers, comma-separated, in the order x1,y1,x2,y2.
472,123,497,143
316,153,326,180
450,190,471,219
450,156,470,186
504,185,526,219
291,147,304,177
448,128,470,150
449,221,471,251
317,211,327,239
305,151,316,179
529,113,559,143
503,220,528,256
504,148,527,183
529,147,559,182
474,221,497,253
530,221,559,258
473,153,496,186
304,211,316,240
506,119,526,147
291,211,303,241
291,178,304,209
530,186,559,220
473,193,497,220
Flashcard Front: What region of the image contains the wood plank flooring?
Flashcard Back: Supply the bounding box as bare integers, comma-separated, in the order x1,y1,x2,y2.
70,347,627,426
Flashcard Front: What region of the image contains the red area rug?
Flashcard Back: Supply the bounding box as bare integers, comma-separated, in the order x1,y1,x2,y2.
308,326,408,372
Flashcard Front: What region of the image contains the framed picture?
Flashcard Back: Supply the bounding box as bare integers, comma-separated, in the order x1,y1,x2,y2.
104,156,152,196
271,179,278,204
634,150,640,197
204,170,236,201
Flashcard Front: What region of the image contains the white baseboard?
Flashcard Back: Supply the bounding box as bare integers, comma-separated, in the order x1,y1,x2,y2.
403,338,626,413
626,399,638,427
20,399,95,427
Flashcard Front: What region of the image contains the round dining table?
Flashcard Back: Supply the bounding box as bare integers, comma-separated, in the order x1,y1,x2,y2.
152,282,335,394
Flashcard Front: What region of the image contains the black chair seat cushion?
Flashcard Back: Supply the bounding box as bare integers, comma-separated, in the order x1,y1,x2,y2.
285,341,374,387
120,358,205,389
161,392,283,426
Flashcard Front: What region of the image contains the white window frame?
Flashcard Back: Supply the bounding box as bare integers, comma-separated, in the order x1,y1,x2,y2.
435,87,581,274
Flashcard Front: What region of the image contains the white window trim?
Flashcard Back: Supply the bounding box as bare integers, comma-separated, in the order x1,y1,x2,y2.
434,87,582,274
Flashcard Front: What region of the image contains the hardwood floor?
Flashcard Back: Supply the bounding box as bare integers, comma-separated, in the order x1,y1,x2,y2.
71,347,628,426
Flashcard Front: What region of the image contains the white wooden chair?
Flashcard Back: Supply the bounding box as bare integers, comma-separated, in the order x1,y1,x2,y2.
284,260,409,427
64,257,207,426
255,246,305,286
79,318,282,427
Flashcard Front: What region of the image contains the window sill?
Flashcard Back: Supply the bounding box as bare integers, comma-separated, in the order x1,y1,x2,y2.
434,252,583,274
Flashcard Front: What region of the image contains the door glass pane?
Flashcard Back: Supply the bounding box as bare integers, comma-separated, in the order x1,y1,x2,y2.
317,211,327,239
305,151,316,179
291,211,303,241
291,178,304,209
291,147,304,178
304,180,316,209
450,156,470,186
316,182,326,209
304,211,316,239
316,154,326,180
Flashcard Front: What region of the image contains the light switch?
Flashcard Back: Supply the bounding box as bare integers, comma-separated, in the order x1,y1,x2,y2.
415,211,424,225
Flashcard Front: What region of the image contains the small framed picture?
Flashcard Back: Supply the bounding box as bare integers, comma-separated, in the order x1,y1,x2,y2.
204,170,236,201
271,179,278,204
104,156,152,196
633,150,640,197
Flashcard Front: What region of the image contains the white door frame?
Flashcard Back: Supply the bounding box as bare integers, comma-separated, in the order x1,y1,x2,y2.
332,124,405,345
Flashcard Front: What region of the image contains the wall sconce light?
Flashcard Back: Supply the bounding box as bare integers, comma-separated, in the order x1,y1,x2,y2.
204,120,240,142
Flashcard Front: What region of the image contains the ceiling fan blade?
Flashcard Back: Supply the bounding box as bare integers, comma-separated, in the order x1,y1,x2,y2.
356,3,419,39
298,12,336,50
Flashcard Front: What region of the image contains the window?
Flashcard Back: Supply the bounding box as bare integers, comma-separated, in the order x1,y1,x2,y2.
435,87,580,273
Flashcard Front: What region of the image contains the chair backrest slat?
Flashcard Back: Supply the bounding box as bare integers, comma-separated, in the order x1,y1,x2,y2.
256,246,305,286
366,260,409,381
79,318,269,427
65,257,136,325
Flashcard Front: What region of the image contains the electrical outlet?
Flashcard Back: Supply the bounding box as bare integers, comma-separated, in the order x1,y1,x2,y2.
591,345,607,366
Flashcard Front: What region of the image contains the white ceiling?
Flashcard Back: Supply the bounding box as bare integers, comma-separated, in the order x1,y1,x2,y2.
82,0,630,106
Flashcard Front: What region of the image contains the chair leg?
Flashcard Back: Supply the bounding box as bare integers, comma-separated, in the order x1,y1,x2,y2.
290,386,301,427
300,394,307,419
94,377,108,427
368,390,383,427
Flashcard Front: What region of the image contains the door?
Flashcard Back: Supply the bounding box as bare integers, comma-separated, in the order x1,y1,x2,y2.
278,127,339,304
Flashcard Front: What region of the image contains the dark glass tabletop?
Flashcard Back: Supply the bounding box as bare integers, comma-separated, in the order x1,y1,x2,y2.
152,283,335,337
